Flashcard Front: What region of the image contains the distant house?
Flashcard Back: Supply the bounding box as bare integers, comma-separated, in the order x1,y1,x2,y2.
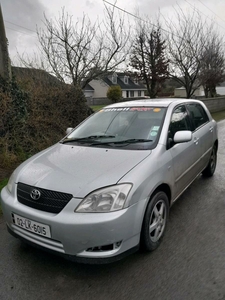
174,86,204,98
216,81,225,95
174,82,225,98
83,72,147,104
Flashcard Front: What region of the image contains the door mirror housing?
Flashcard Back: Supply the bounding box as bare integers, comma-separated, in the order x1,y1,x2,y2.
66,127,73,135
174,130,192,144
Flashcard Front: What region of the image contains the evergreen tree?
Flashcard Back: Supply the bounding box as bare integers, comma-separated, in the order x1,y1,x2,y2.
130,24,168,98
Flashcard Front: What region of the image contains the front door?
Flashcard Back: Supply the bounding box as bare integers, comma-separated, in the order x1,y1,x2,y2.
168,105,202,199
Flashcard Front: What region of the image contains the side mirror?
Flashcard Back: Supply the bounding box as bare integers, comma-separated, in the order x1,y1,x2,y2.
174,130,192,143
66,127,73,135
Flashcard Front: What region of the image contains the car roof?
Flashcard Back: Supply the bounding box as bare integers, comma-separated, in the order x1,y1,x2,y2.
104,98,202,108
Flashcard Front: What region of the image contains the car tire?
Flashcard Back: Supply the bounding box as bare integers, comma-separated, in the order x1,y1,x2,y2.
202,145,217,177
140,191,169,252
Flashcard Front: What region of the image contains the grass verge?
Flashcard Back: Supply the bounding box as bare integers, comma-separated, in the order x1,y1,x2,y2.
90,105,105,112
0,178,8,215
211,110,225,122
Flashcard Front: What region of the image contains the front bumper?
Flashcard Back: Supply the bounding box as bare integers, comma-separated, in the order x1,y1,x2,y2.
1,186,147,262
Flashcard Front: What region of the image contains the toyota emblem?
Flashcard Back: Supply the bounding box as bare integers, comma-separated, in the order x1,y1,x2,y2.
30,189,41,200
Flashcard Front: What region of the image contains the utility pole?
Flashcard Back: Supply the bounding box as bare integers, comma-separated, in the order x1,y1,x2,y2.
0,5,11,80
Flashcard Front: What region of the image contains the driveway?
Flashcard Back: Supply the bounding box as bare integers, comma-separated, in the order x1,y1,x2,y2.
0,121,225,300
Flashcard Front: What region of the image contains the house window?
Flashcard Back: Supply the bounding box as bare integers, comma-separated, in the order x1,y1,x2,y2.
126,91,129,98
112,75,117,84
124,76,128,84
134,78,138,84
130,91,134,97
138,90,141,97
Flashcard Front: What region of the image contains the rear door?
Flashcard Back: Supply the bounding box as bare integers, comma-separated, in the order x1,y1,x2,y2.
186,103,213,171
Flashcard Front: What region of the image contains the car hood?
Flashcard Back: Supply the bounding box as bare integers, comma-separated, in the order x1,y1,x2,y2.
15,144,151,197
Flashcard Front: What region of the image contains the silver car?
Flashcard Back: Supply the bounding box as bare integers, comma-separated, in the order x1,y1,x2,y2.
1,99,218,263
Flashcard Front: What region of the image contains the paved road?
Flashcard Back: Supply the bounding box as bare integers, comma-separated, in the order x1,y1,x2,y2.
1,121,225,300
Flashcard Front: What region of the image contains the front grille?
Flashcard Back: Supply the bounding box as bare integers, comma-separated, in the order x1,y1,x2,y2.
17,182,73,213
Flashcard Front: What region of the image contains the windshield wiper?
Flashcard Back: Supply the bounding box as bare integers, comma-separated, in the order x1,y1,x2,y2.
61,135,116,144
92,138,153,146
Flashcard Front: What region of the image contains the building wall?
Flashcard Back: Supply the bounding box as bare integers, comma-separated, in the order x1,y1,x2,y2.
89,80,109,98
174,87,205,97
216,87,225,96
122,90,145,98
83,90,94,98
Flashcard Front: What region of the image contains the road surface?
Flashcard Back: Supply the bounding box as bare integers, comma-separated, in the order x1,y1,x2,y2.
0,121,225,300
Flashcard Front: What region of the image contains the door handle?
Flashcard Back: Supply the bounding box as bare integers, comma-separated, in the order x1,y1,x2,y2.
194,137,199,145
209,126,213,133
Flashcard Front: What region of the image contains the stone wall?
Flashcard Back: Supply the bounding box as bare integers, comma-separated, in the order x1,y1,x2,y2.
86,96,148,106
200,97,225,113
86,97,112,106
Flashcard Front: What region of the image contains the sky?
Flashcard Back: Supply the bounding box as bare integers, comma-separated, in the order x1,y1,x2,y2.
1,0,225,66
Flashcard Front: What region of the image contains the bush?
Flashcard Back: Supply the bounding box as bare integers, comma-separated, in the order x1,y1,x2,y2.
0,72,93,168
107,85,122,103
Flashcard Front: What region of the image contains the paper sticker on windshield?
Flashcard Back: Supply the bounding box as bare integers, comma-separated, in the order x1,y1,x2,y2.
153,108,161,112
152,126,160,131
150,131,158,137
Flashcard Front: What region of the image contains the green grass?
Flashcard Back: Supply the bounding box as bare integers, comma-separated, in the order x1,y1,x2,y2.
0,178,8,215
90,105,105,112
211,110,225,122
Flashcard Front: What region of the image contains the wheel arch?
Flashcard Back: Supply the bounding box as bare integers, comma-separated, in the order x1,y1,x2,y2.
150,183,172,206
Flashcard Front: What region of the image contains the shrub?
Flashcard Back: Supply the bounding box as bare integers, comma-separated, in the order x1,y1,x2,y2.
0,71,93,168
107,85,122,103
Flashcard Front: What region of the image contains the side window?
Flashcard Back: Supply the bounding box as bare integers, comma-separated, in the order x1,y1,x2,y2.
187,104,209,130
169,105,191,140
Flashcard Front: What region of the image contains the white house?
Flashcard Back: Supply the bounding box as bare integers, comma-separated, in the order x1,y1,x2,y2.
174,86,205,97
83,72,147,103
174,82,225,98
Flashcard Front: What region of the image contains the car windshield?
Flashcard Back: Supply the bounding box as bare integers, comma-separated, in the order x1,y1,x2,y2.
62,106,167,150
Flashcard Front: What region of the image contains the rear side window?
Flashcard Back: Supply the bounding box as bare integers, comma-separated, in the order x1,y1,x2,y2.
187,104,209,130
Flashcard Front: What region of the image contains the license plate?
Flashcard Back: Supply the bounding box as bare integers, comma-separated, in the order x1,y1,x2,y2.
12,213,51,238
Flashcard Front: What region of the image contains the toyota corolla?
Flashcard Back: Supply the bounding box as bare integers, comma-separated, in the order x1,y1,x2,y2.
0,98,218,263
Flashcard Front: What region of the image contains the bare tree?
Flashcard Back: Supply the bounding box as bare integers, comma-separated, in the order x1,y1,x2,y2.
129,19,168,98
199,30,225,98
19,4,130,88
165,8,208,98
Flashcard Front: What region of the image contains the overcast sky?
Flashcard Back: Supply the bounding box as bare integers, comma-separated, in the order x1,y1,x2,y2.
1,0,225,66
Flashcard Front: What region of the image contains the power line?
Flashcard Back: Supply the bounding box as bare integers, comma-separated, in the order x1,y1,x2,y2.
196,0,225,24
102,0,175,37
103,0,225,42
184,0,225,31
4,20,36,33
5,26,37,37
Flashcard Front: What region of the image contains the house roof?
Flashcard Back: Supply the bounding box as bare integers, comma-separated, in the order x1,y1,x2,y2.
83,83,94,91
103,74,147,90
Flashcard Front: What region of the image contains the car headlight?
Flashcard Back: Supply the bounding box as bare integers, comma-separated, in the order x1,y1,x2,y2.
75,184,132,213
7,172,16,194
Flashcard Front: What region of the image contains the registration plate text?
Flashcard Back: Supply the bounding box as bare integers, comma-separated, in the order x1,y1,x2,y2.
12,213,51,238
